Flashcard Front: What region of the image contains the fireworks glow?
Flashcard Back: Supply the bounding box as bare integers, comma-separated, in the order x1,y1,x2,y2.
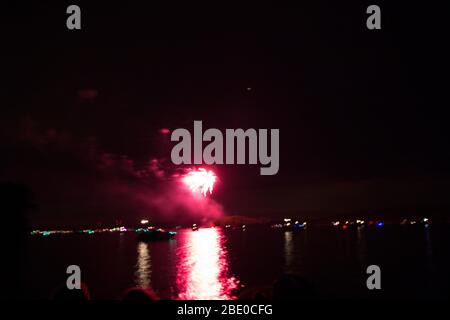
183,168,216,196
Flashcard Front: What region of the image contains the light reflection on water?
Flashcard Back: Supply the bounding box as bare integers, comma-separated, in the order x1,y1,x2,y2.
175,228,240,300
135,242,152,288
284,231,294,272
133,228,240,299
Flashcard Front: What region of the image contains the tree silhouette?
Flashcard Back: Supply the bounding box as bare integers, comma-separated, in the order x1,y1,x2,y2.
0,182,35,299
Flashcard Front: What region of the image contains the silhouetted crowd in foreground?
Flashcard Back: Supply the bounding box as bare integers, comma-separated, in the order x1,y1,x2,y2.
53,284,160,301
52,274,316,301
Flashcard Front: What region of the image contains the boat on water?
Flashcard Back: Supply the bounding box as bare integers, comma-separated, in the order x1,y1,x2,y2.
137,228,176,242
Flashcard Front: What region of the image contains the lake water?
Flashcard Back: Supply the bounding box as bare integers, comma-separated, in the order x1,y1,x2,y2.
21,225,450,299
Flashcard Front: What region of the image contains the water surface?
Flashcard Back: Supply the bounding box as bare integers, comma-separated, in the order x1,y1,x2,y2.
22,226,450,299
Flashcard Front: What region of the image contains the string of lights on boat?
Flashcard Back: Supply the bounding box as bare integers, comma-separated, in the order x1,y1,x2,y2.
29,217,431,237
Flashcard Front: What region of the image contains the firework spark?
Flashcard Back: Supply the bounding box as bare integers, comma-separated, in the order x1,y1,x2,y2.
183,168,216,196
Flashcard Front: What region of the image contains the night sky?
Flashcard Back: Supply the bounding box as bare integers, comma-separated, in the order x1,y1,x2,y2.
1,2,448,227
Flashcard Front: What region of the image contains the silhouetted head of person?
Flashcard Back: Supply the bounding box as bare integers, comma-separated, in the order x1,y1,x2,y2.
272,274,315,300
238,285,272,300
52,283,90,301
122,287,159,301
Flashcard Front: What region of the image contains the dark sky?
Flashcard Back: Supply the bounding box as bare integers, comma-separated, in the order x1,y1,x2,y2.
1,2,449,227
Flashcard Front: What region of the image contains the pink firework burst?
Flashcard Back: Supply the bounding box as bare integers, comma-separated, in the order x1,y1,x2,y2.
183,168,216,196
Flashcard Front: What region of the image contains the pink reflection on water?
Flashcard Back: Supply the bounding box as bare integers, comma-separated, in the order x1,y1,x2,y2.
176,228,240,300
